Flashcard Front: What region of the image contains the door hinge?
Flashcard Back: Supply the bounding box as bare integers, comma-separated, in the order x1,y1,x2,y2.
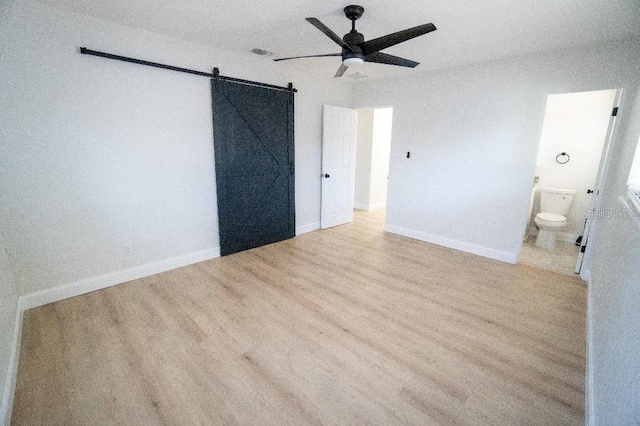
581,245,587,253
612,107,618,116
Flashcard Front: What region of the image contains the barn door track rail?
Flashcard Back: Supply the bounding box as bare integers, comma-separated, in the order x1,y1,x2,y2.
79,47,296,92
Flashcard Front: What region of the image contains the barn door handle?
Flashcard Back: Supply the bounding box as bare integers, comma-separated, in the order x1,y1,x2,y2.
323,173,330,178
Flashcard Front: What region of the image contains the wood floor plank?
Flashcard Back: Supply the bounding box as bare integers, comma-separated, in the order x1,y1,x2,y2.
12,210,585,425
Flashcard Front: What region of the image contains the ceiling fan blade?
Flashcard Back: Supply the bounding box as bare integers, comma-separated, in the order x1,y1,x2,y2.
274,53,341,62
360,23,436,55
364,52,419,68
334,63,348,78
306,18,355,53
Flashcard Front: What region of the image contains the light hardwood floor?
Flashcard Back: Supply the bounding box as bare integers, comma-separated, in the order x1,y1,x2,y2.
13,210,586,425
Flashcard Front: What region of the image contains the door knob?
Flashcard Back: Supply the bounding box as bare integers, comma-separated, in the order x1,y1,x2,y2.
323,173,330,178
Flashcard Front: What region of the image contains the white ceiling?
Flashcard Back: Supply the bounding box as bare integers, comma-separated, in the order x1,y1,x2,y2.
40,0,640,81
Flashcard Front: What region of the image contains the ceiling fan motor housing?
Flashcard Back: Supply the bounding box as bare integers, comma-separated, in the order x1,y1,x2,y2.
342,30,365,61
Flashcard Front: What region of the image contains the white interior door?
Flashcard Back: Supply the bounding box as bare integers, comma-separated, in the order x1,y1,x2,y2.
321,105,357,229
575,89,623,276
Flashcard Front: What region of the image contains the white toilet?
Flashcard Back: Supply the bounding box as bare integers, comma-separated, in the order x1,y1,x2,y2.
534,187,576,250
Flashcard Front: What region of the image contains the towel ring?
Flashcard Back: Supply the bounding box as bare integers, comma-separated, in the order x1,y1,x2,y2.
556,152,570,164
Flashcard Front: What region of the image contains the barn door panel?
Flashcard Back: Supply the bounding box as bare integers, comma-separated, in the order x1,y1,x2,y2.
212,79,295,256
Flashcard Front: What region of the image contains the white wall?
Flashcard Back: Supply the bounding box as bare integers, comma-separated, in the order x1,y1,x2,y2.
533,89,617,240
587,86,640,426
355,108,375,209
353,38,640,263
0,235,19,425
2,1,639,422
370,108,392,208
0,0,352,297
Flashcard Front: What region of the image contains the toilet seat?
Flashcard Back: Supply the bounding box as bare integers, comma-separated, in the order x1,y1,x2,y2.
535,212,567,227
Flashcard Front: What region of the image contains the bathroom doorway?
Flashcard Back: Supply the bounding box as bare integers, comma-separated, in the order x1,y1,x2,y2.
519,89,619,276
353,107,393,229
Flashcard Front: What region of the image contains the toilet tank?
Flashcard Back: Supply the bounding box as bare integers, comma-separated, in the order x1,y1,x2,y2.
539,187,576,216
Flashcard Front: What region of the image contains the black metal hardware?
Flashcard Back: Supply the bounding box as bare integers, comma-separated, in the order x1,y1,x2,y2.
612,107,618,116
80,47,297,92
581,245,586,253
407,152,410,158
324,173,330,178
587,189,594,194
80,47,213,77
212,71,296,93
344,5,365,21
556,152,570,164
210,70,296,92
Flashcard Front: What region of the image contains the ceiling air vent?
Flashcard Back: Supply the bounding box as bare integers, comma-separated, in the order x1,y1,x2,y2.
251,48,274,56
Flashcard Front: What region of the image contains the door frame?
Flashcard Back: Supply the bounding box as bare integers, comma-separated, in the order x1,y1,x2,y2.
353,106,394,213
575,88,623,278
518,87,623,278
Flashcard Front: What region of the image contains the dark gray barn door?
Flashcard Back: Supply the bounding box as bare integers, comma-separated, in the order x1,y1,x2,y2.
212,79,295,256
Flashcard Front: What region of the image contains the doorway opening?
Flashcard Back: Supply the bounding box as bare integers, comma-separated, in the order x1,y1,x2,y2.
353,107,393,228
519,89,619,276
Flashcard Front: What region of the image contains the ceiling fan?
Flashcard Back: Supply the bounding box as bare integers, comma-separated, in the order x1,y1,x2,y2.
274,5,436,78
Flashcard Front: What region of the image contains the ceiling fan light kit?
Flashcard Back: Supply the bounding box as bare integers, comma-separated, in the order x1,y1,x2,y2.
343,57,364,67
274,4,436,78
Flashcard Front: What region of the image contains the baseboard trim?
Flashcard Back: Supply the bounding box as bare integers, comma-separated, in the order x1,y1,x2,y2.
580,267,591,283
19,247,220,311
585,275,595,426
368,202,386,211
354,202,386,211
385,224,518,264
0,300,22,426
296,222,320,235
354,203,368,211
0,247,221,425
529,229,580,244
557,232,580,244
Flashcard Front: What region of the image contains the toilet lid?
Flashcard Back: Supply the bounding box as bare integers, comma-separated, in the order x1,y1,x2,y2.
537,212,566,222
